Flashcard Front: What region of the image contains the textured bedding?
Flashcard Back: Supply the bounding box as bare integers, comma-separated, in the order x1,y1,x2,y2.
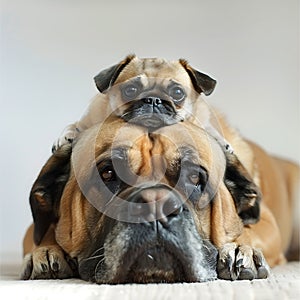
0,262,299,300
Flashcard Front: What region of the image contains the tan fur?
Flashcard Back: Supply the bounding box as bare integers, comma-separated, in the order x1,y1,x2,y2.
24,116,299,269
24,55,299,274
217,114,299,265
53,56,213,151
23,224,57,255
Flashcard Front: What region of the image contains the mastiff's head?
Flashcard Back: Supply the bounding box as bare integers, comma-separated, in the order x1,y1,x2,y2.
31,118,244,284
93,55,216,130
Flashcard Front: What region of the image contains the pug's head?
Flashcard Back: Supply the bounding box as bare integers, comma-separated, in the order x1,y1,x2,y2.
94,55,216,130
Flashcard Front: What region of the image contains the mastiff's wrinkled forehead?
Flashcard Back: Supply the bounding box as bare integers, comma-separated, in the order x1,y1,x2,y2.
55,118,240,284
70,117,225,215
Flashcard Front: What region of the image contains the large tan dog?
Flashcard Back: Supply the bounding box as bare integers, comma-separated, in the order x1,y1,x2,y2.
21,115,299,283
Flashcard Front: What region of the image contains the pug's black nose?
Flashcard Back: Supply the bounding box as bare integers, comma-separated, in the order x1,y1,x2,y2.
129,186,183,224
142,97,162,106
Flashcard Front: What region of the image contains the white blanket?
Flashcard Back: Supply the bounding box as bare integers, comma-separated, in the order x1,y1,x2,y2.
0,262,299,300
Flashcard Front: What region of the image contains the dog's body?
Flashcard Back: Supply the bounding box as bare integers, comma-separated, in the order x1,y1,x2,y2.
22,115,299,283
21,56,299,283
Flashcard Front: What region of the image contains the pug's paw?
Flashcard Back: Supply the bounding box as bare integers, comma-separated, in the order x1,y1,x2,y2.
52,124,79,153
224,143,234,154
217,243,270,280
20,245,77,280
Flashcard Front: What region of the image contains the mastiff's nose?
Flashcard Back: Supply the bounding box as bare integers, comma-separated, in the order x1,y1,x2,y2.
128,185,183,224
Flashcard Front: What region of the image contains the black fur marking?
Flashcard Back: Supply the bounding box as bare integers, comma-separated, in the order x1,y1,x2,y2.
30,146,72,245
224,152,261,225
94,55,135,93
179,59,217,96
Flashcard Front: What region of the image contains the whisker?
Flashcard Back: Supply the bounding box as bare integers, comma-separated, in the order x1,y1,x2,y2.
88,246,104,257
82,254,104,262
94,257,106,280
121,111,131,118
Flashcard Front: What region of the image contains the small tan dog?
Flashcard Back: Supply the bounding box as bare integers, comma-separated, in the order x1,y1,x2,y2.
53,55,228,152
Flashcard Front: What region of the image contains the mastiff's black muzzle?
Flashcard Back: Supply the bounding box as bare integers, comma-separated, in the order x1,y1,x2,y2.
78,184,218,284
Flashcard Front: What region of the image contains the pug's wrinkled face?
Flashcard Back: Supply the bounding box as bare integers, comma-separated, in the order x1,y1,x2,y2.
115,76,193,129
56,119,226,284
101,58,205,130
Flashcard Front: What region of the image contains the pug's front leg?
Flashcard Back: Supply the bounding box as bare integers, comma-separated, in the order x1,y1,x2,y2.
52,124,80,153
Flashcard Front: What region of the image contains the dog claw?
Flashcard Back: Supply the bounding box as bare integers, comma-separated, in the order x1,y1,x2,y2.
20,246,77,280
41,263,48,273
217,243,270,280
51,261,59,272
20,253,33,280
225,144,234,154
52,124,79,153
239,268,255,280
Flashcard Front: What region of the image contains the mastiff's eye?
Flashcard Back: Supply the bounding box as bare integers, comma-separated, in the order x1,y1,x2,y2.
189,173,200,186
123,84,140,99
169,85,185,102
101,168,116,182
187,166,208,192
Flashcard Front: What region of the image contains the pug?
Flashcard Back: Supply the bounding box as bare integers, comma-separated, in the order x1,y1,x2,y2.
53,55,230,152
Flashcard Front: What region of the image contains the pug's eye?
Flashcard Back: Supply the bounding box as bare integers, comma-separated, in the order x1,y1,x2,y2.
123,84,139,99
169,86,185,102
101,168,116,182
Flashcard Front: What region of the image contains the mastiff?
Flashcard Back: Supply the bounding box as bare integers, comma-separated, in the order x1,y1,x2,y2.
21,115,299,283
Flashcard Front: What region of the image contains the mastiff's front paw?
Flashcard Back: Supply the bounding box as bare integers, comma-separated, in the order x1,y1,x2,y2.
20,245,77,280
217,243,270,280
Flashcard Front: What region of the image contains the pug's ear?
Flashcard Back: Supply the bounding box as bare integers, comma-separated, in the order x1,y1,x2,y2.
224,152,261,225
30,145,72,245
94,54,136,93
179,59,217,96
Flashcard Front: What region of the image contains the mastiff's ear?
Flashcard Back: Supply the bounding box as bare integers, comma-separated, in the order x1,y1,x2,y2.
179,59,217,96
94,54,136,93
224,152,261,225
30,145,72,245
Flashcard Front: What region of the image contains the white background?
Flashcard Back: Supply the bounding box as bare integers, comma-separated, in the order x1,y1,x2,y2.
0,0,299,263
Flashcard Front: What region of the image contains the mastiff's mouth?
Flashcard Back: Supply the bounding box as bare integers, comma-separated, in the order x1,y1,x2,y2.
78,218,218,284
126,246,185,283
78,186,217,284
